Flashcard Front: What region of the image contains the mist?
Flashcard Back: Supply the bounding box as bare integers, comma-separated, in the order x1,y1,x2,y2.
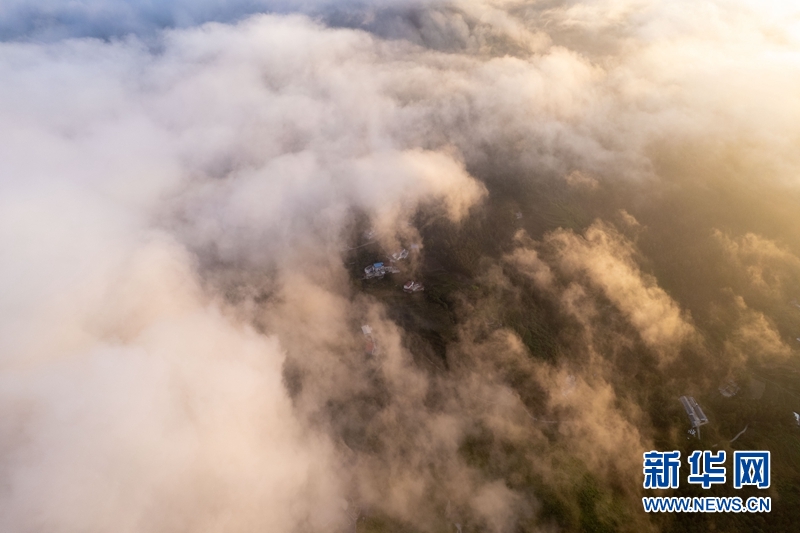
2,1,800,532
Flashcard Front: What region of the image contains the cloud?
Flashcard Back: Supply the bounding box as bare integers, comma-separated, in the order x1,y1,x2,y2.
0,12,490,532
0,0,373,41
510,221,694,354
445,302,653,532
713,294,793,366
714,230,800,298
3,0,800,531
0,239,347,532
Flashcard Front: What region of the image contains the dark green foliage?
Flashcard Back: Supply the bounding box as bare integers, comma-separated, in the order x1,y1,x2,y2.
577,475,617,533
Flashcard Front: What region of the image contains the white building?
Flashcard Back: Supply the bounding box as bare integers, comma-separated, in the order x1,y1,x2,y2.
403,281,424,293
679,396,708,428
391,249,409,262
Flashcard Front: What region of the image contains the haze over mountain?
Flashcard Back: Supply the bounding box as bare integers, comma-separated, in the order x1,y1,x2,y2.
1,1,799,531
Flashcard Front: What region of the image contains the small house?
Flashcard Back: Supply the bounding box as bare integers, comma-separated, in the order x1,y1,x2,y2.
403,281,424,293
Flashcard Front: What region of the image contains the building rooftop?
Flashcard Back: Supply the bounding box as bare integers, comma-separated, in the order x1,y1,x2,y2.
679,396,709,428
391,249,409,261
403,280,424,293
